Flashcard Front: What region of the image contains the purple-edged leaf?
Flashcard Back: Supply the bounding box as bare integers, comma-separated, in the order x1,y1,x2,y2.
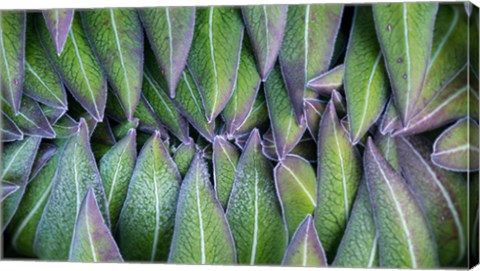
364,138,438,268
397,136,468,266
2,181,19,201
222,39,261,136
262,129,316,162
331,89,346,117
51,114,79,138
333,181,378,268
394,68,475,136
279,4,344,123
304,98,326,142
374,132,400,172
7,140,64,257
265,65,307,160
213,136,240,210
173,68,215,142
36,13,107,122
0,11,26,113
99,129,136,228
373,3,438,124
169,152,236,264
40,104,66,125
91,120,116,146
307,64,344,96
34,119,109,260
82,8,143,120
315,101,362,259
143,68,189,142
274,155,316,238
431,118,479,172
69,188,123,262
413,5,468,115
112,118,138,141
242,5,288,80
118,131,181,262
188,7,244,122
173,137,196,177
282,215,327,267
345,6,389,144
379,98,402,135
1,113,23,142
24,17,67,109
233,132,249,150
1,136,41,231
29,143,58,181
2,95,55,138
233,88,269,137
140,7,195,98
226,129,287,265
42,9,74,55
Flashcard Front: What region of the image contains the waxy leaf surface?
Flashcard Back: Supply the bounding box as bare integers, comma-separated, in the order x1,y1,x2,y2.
169,153,236,264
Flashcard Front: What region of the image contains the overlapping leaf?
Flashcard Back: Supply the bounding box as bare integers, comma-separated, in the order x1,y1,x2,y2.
42,9,74,55
213,136,240,209
307,64,344,96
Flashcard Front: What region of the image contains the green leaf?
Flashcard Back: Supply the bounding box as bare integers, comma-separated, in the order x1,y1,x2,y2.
234,88,269,137
379,98,402,135
51,114,80,138
173,68,215,141
1,136,41,231
431,118,479,172
40,104,66,125
24,17,67,109
7,140,63,257
142,68,189,142
69,188,123,262
140,7,195,98
226,129,287,265
118,131,181,261
414,5,468,115
1,113,23,142
222,39,261,136
0,11,26,113
30,143,58,180
394,68,475,136
364,138,439,268
36,13,107,121
112,118,138,141
99,129,136,228
314,101,362,259
169,153,236,264
372,3,438,124
274,154,316,238
374,132,400,172
2,181,19,201
331,89,347,117
345,6,389,144
262,130,316,162
307,64,344,96
34,119,109,260
304,98,326,141
42,9,74,55
82,9,143,120
173,138,196,177
279,4,344,122
213,136,240,210
396,136,468,266
333,181,378,268
242,5,288,80
188,7,244,122
265,65,307,160
282,215,327,267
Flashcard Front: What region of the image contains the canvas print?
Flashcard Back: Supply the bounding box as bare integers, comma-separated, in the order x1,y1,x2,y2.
0,2,479,269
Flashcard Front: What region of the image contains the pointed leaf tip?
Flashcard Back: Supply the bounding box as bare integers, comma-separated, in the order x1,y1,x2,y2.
2,181,20,201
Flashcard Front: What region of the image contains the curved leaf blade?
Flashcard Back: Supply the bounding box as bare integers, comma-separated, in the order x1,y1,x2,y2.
173,138,196,177
242,5,288,80
69,188,123,262
169,153,236,264
432,118,479,172
188,7,244,122
282,215,327,267
304,98,326,141
0,11,25,113
34,119,109,260
213,136,240,210
373,3,438,124
118,131,181,262
226,129,287,265
42,9,74,55
307,64,344,96
364,138,438,268
140,7,195,98
314,101,362,259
